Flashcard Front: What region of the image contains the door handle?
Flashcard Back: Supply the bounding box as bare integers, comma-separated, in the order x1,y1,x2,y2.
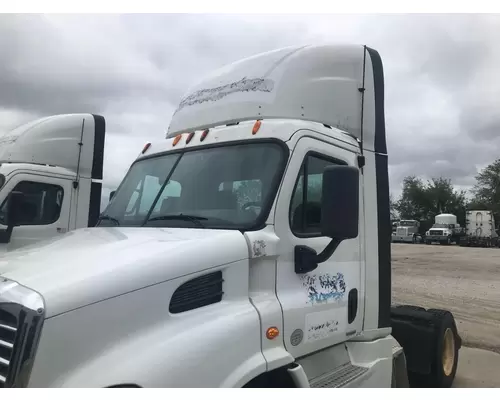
348,288,358,324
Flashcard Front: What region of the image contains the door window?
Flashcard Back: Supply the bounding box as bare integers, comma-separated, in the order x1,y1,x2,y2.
0,181,64,225
289,154,344,236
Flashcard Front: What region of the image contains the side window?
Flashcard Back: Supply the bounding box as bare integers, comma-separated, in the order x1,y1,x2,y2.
289,154,342,236
0,181,64,226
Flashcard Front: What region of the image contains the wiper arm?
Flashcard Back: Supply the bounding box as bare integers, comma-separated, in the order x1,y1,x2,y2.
145,214,207,228
97,214,120,226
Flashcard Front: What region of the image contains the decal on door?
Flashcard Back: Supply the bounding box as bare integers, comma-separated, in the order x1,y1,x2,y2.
301,273,347,305
305,308,347,343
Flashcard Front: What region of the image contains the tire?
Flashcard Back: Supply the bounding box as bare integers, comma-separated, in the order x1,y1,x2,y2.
424,309,460,388
394,304,426,312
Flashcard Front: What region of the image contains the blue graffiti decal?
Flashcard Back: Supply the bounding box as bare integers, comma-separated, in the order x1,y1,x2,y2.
301,273,346,305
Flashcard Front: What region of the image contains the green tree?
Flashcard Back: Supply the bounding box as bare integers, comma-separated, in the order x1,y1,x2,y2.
470,159,500,224
394,176,467,233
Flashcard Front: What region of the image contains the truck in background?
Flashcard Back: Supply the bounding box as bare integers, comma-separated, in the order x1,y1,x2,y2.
391,219,421,243
424,213,465,245
460,210,499,248
0,44,461,388
0,114,105,252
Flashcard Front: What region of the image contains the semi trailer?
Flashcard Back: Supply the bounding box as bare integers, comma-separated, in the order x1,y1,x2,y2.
460,210,499,247
0,44,460,388
0,114,106,252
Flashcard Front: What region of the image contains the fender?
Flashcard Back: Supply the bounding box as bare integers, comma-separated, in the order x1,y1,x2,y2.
28,261,268,388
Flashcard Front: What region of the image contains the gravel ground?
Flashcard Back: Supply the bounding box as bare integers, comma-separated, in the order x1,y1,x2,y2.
392,243,500,353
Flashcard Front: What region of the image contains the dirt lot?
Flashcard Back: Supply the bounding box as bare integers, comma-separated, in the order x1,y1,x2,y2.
392,243,500,353
392,243,500,387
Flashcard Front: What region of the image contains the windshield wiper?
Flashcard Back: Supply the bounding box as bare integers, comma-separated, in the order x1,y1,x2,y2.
145,214,208,228
97,214,120,226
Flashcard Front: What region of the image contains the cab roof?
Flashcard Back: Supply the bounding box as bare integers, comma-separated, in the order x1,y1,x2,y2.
166,44,386,154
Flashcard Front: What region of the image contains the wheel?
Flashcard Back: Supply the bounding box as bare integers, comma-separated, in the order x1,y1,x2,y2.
425,309,460,388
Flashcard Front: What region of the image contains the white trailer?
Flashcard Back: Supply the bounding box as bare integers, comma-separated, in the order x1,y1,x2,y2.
460,210,499,247
0,44,460,388
0,114,106,253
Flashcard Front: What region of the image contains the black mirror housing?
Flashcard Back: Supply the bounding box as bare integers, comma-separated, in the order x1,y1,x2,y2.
0,191,25,244
109,190,116,201
321,165,359,240
6,191,25,228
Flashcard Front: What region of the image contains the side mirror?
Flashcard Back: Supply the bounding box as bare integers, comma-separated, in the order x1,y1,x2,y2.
320,165,359,240
294,165,360,275
109,190,116,201
6,191,25,228
0,191,25,244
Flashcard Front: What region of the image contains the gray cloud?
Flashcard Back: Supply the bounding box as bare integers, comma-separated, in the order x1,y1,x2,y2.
1,13,500,205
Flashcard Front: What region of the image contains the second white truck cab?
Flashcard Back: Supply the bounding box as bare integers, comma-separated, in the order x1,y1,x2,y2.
392,220,421,243
0,114,106,252
425,213,464,245
0,44,461,388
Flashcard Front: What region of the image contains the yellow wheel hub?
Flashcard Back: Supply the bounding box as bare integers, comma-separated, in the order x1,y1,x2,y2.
442,328,455,376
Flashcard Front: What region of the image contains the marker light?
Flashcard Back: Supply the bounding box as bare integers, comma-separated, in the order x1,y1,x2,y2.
200,129,209,142
173,134,182,147
142,142,151,154
252,120,262,135
186,132,195,144
266,326,279,340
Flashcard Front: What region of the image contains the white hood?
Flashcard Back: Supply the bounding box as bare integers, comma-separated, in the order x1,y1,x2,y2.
0,227,249,318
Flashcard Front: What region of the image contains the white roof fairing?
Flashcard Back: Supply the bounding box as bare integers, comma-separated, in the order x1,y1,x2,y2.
0,113,103,179
167,44,384,153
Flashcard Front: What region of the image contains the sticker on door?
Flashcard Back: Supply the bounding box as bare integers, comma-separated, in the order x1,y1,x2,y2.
305,308,347,343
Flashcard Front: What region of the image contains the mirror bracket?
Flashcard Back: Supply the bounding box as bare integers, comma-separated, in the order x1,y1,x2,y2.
294,238,342,274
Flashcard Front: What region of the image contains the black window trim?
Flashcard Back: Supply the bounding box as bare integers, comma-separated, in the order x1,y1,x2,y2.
288,150,348,239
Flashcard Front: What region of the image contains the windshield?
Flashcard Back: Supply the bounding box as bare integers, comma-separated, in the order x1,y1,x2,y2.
99,142,286,230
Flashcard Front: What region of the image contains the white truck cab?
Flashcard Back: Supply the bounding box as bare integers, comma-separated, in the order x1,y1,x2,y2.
392,220,421,243
0,44,460,388
0,114,105,252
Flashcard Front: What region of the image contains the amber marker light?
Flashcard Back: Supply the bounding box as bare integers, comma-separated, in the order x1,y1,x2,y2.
186,132,195,144
266,326,279,340
173,134,182,147
252,120,262,135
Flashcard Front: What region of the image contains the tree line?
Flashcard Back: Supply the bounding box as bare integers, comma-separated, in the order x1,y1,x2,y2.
390,158,500,233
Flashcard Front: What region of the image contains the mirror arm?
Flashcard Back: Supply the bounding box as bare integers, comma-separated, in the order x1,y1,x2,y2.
316,238,342,263
294,238,343,274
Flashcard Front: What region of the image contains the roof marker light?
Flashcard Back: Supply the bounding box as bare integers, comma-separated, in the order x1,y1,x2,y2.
142,142,151,154
200,129,209,142
186,132,195,144
173,134,182,147
252,120,262,135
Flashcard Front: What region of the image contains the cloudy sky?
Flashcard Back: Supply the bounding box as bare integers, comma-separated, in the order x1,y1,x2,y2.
1,13,499,206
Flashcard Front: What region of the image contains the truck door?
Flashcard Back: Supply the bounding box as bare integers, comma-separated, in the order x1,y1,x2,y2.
0,174,72,250
274,135,364,359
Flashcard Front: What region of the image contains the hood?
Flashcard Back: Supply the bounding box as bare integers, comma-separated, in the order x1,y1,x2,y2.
0,227,249,318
